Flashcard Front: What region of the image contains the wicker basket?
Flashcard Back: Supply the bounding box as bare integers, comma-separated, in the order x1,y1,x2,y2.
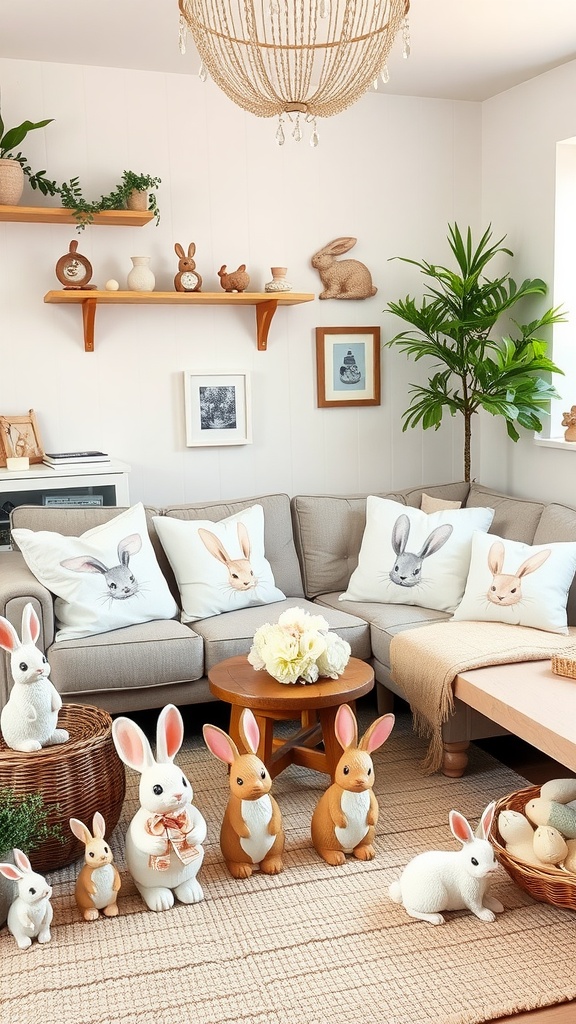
551,647,576,680
0,704,125,873
491,786,576,910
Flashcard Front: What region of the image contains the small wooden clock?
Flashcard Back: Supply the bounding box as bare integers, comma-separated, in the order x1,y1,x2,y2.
55,240,94,289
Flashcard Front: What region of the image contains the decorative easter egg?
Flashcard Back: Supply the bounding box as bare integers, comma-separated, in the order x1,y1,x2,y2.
105,279,120,291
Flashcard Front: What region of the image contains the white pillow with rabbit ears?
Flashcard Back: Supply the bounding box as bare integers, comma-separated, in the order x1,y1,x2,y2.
452,531,576,633
152,503,286,622
339,496,494,613
11,503,179,641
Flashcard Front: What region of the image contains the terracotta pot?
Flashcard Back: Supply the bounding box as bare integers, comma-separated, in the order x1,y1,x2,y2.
126,189,148,212
0,159,24,205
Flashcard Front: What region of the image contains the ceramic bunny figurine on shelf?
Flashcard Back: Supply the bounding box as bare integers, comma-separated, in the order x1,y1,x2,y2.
111,704,206,912
217,264,250,293
311,704,395,865
311,237,377,299
0,603,69,752
203,708,285,878
69,811,122,921
389,802,504,925
0,849,53,949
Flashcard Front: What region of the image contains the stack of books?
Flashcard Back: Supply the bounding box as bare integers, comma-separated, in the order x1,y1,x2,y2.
42,451,110,469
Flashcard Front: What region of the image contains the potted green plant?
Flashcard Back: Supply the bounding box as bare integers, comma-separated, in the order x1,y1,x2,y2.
0,788,64,927
0,109,59,205
385,223,566,482
59,170,161,229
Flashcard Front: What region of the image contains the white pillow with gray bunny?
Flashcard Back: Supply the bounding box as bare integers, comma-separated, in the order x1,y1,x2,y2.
153,504,286,621
339,496,494,613
452,531,576,633
12,503,179,640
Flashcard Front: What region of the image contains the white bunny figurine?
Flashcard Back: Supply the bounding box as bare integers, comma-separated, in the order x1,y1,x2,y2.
112,704,206,912
388,802,504,925
0,603,69,752
0,849,53,949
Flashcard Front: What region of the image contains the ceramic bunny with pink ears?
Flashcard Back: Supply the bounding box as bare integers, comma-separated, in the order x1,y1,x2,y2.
311,704,395,865
111,704,206,912
0,849,53,949
0,602,69,752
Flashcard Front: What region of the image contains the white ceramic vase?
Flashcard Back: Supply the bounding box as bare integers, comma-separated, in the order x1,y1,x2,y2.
127,256,155,292
264,266,292,293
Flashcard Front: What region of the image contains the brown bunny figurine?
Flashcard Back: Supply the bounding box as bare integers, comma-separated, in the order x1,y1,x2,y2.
69,811,121,920
217,264,250,293
203,708,285,878
311,704,394,865
174,242,202,292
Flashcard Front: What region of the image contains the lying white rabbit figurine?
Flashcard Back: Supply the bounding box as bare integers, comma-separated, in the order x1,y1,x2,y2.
0,603,69,752
0,849,53,949
112,703,206,912
389,802,504,925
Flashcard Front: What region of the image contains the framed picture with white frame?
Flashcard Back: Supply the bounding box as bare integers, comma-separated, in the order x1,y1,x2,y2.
183,370,252,447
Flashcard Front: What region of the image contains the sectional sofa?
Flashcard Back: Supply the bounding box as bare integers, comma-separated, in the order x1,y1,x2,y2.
1,480,575,775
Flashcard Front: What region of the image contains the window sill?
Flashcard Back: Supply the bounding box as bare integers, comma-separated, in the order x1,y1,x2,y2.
534,435,576,450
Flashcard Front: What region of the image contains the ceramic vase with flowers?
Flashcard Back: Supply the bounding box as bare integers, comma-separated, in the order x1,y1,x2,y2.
248,607,351,684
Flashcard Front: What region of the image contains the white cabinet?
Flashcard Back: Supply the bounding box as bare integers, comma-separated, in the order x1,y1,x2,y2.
0,459,131,548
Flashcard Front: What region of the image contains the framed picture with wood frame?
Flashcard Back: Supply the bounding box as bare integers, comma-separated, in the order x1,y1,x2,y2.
0,409,45,465
315,326,381,407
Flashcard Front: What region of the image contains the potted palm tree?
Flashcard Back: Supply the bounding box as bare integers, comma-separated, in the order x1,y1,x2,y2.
0,109,59,204
385,223,565,482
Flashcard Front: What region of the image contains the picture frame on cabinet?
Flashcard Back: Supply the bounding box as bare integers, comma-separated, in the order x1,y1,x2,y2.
315,326,381,408
0,409,44,465
184,370,252,447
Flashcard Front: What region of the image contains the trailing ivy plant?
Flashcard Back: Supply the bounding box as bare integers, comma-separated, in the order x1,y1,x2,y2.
385,223,566,482
0,109,59,196
0,788,64,855
59,170,161,230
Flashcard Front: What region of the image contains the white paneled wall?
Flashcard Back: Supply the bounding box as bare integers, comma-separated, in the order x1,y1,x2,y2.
0,57,481,505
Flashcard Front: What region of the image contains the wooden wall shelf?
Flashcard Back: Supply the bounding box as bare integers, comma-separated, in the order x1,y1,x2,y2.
43,290,315,352
0,205,153,227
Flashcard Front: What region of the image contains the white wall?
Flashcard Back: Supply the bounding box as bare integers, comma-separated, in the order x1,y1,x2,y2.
481,60,576,503
0,57,481,505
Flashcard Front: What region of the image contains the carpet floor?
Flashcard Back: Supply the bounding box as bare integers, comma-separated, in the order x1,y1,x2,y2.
1,711,575,1024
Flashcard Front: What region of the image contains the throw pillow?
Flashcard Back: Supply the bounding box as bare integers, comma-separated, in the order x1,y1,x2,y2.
420,492,463,513
452,531,576,633
153,504,286,621
12,503,179,641
339,496,494,613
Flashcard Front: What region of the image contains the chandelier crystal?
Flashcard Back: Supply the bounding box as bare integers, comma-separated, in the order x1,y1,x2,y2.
178,0,410,137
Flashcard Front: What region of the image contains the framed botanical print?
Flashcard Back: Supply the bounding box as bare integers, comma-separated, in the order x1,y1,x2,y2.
0,409,45,465
184,370,252,447
315,327,381,407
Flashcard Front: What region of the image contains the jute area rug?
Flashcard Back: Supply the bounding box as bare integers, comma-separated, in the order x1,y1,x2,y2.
2,711,575,1024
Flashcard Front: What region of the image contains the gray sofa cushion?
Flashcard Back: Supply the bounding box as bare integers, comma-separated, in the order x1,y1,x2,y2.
534,503,576,626
192,597,371,672
163,494,304,598
48,618,203,694
465,483,544,543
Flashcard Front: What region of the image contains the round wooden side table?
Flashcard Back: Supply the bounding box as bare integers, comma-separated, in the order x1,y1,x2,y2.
208,655,374,780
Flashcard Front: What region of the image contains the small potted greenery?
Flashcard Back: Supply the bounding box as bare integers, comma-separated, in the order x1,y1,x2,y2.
0,789,64,927
59,170,161,230
0,109,59,205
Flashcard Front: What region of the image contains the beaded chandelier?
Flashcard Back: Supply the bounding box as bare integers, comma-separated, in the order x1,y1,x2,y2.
178,0,410,145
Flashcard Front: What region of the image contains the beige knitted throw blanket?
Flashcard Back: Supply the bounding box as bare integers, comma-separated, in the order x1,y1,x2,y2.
389,620,576,774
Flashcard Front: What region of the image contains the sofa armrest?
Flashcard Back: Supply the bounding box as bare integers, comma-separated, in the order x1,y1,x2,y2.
0,551,55,709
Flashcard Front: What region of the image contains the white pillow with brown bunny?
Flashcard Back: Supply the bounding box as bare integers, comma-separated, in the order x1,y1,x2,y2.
153,504,286,621
452,531,576,633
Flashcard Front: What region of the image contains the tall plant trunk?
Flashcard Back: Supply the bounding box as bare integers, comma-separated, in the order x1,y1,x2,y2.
463,409,472,483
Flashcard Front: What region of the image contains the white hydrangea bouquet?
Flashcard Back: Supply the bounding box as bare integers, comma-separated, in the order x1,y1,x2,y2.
247,606,351,685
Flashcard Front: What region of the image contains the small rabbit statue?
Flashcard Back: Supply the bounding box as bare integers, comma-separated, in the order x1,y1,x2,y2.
174,242,202,292
388,802,504,925
111,704,206,912
0,603,69,752
311,237,377,299
217,264,250,293
0,849,53,949
203,708,285,878
69,811,122,921
311,704,395,865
